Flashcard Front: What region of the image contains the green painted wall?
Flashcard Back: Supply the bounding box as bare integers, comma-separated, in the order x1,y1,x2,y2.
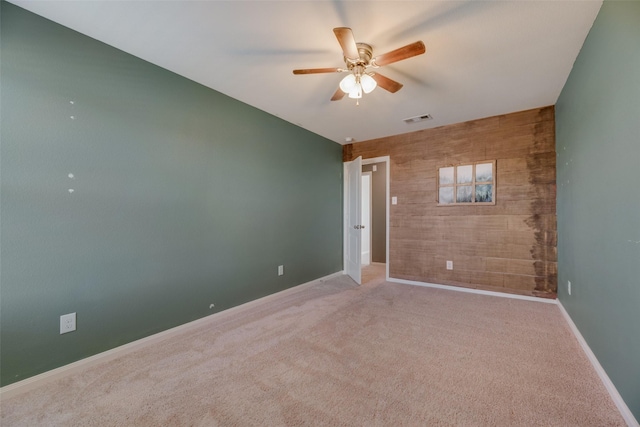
0,2,343,386
556,0,640,421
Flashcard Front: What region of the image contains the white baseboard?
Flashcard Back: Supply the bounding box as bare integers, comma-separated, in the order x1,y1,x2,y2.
0,271,345,399
388,277,558,304
557,301,639,427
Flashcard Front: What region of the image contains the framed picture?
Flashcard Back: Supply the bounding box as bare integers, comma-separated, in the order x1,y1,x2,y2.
437,160,496,206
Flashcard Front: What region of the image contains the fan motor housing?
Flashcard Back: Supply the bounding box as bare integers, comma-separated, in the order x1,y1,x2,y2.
345,43,373,68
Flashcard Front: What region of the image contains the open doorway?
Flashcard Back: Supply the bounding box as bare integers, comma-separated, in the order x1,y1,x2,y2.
361,157,389,284
361,171,372,266
343,156,389,285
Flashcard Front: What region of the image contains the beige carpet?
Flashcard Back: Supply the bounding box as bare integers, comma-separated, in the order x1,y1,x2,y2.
1,267,625,426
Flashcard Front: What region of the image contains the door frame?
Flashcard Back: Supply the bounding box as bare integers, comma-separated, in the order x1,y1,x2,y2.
344,155,390,281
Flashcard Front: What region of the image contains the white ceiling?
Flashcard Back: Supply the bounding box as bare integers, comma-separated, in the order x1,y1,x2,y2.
9,1,602,145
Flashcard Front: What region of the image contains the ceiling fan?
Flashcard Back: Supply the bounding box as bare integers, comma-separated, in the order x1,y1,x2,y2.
293,27,425,104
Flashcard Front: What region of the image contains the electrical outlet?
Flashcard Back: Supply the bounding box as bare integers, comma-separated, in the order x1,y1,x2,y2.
60,312,76,334
446,260,453,270
568,281,572,296
278,265,284,276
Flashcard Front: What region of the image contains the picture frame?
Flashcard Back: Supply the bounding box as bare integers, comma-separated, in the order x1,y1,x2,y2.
437,160,496,206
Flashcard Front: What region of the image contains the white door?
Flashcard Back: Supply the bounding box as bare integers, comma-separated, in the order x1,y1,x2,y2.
344,156,362,284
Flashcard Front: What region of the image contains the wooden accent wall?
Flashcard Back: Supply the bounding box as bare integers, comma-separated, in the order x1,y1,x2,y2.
344,106,557,298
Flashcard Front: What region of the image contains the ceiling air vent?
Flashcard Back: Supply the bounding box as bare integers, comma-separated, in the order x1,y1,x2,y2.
403,114,433,124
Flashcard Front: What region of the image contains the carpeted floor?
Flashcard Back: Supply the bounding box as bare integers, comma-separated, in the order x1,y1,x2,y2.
0,266,626,426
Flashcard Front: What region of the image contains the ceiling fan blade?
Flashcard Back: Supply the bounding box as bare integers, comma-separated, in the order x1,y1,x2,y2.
333,27,360,60
372,41,426,67
293,67,342,75
331,88,346,101
371,73,403,93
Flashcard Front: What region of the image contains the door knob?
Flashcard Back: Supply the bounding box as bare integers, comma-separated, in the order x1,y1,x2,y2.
353,225,366,229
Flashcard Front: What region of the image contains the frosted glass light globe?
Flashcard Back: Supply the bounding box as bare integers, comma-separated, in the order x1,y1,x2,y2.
348,83,363,99
339,74,357,93
361,74,377,94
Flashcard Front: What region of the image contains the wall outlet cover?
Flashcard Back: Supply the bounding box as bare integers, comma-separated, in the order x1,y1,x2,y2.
60,312,76,334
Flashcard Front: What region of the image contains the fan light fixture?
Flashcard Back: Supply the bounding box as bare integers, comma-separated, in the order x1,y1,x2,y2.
293,28,426,105
339,73,377,100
